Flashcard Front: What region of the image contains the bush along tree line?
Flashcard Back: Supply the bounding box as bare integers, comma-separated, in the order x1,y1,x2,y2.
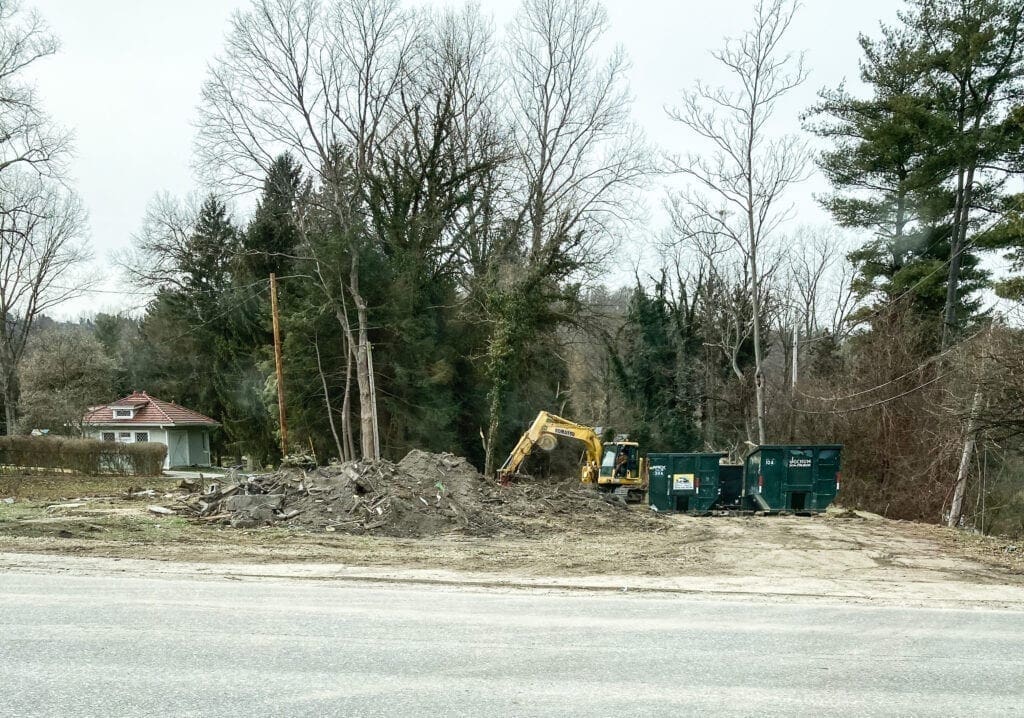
3,0,1024,535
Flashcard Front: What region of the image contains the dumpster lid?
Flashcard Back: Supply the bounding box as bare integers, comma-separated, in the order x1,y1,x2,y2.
647,452,728,458
744,444,843,457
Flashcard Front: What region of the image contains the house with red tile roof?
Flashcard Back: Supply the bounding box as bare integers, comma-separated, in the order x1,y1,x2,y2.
83,391,219,469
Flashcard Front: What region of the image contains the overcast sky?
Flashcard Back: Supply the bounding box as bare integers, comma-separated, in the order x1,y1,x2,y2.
32,0,902,318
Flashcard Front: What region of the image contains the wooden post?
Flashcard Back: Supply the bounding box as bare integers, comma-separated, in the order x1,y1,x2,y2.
270,273,288,456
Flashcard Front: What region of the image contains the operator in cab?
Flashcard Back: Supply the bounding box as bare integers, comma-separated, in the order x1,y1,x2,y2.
614,446,629,478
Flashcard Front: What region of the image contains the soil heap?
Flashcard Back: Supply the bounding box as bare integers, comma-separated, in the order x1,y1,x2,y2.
176,450,660,537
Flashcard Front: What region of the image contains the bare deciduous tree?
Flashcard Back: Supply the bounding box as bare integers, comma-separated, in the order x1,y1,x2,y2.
0,2,84,434
197,0,420,460
18,325,115,435
666,0,809,444
121,193,202,292
0,172,90,433
199,0,506,462
481,0,649,476
0,1,69,177
785,226,858,339
507,0,647,260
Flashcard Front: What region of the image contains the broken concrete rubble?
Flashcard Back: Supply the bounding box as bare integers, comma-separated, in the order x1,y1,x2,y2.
221,494,283,512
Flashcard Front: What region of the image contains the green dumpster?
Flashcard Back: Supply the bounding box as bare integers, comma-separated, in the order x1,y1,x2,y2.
647,453,726,514
742,445,842,513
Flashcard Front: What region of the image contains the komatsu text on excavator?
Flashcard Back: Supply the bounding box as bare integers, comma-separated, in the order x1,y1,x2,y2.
496,411,647,502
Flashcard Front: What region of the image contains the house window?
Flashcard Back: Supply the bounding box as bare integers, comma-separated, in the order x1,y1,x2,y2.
118,432,132,442
113,408,134,419
135,432,149,443
101,432,115,442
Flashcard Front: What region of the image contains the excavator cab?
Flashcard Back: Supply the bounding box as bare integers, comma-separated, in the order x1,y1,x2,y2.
598,442,640,480
595,441,645,502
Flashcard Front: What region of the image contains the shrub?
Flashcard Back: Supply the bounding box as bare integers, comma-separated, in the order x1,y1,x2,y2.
0,435,167,476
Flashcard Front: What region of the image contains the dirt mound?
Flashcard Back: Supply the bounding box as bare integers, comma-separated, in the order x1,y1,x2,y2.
238,454,501,537
176,450,659,537
397,450,483,509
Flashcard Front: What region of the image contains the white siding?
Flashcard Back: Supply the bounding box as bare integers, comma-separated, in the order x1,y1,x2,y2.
86,426,172,469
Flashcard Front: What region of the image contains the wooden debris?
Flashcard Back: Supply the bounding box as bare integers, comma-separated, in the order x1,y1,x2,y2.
45,502,85,512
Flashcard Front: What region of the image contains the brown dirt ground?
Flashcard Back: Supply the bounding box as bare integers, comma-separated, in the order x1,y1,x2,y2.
1,471,1022,588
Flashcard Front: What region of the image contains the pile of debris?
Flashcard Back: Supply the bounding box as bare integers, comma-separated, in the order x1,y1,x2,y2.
169,450,658,537
172,451,500,536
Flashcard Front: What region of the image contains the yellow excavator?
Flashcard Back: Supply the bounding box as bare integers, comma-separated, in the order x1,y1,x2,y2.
496,411,647,502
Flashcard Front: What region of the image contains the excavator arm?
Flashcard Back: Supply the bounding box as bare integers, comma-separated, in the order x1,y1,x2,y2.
497,411,604,482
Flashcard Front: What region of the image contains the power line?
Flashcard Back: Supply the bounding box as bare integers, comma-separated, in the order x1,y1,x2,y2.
47,273,312,303
48,285,155,297
794,371,951,415
795,309,1006,413
126,280,271,351
847,234,980,328
794,316,982,403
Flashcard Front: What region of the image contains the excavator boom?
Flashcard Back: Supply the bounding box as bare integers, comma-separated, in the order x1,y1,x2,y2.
497,411,604,481
497,410,646,502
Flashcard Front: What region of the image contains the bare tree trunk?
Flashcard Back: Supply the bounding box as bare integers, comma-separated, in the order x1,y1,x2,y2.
0,339,22,435
702,289,717,450
746,71,768,446
333,303,358,463
942,166,975,350
349,257,379,460
788,324,798,442
948,390,981,528
315,334,344,462
2,379,18,435
749,249,767,445
483,388,503,478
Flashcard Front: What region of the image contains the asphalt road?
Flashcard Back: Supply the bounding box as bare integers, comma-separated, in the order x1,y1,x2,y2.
1,570,1023,717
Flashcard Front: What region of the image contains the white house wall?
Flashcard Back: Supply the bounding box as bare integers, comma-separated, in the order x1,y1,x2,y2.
84,426,200,469
85,427,169,468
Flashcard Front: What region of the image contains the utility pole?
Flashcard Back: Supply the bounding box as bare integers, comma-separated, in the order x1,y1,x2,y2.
367,342,380,459
791,324,799,389
789,324,799,441
270,273,288,456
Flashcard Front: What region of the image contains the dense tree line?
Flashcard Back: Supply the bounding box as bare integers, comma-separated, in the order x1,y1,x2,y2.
4,0,1024,534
